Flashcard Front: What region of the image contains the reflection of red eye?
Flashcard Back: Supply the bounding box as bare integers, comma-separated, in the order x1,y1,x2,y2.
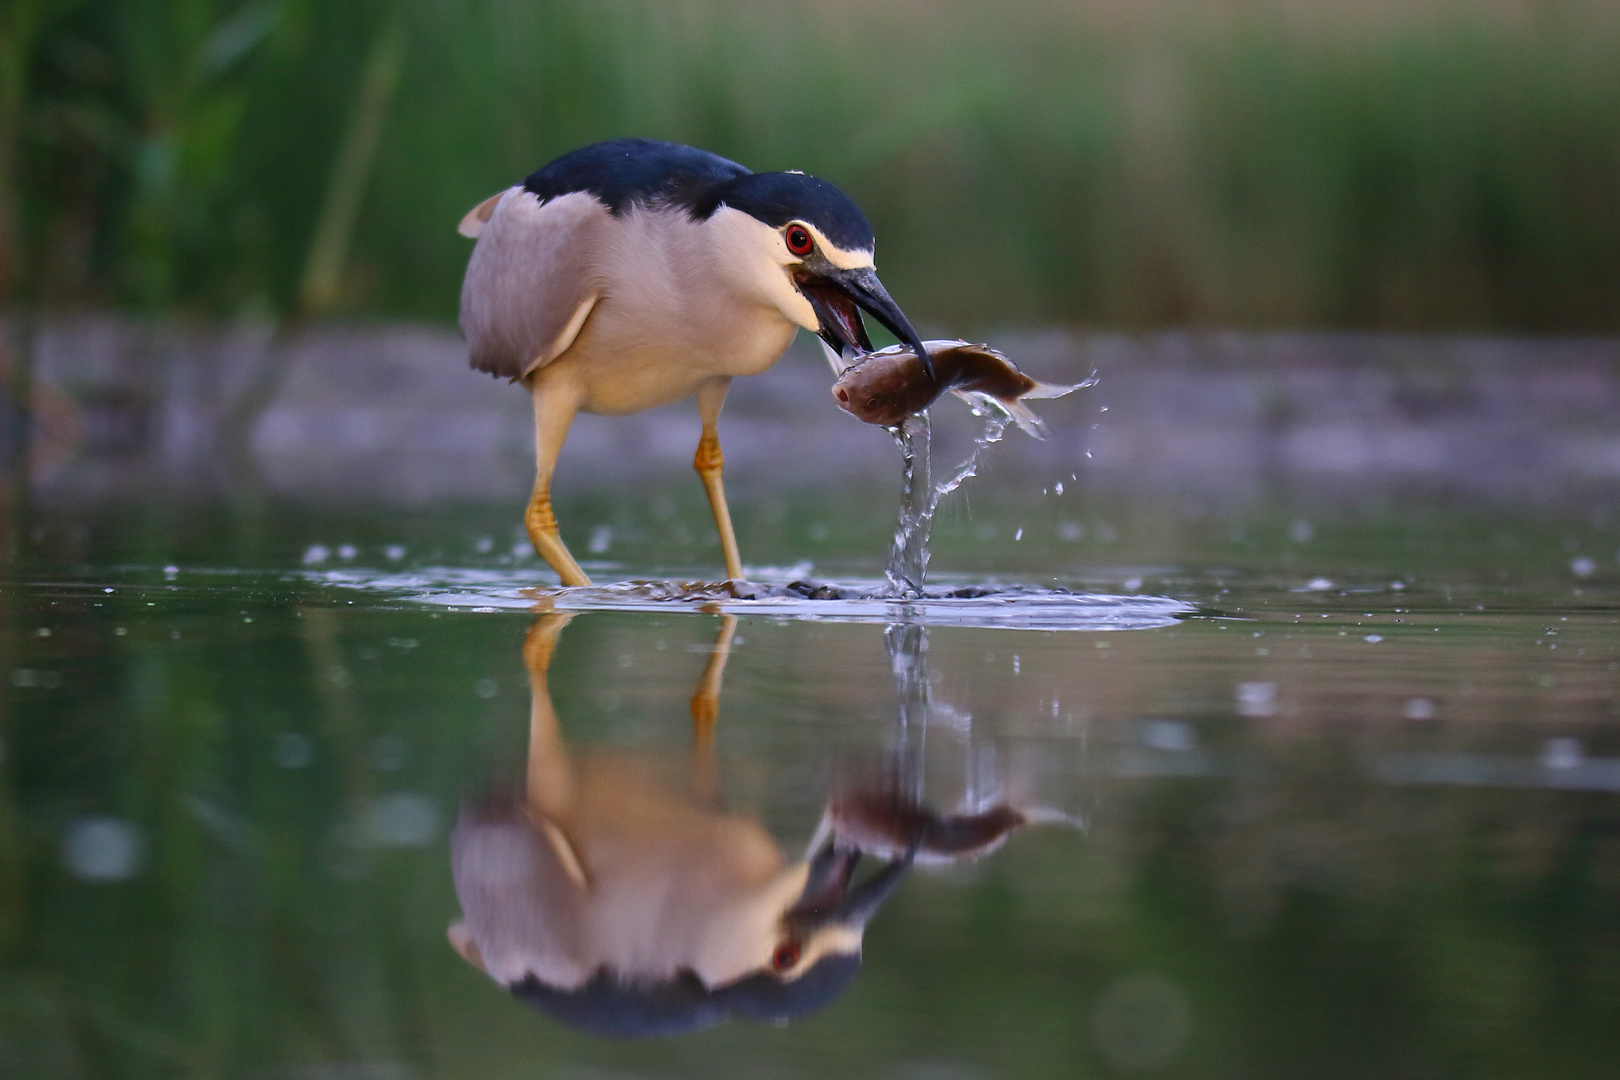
772,939,802,973
785,225,813,256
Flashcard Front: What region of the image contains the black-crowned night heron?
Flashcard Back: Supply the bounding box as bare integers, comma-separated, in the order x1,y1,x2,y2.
447,615,914,1038
457,138,928,586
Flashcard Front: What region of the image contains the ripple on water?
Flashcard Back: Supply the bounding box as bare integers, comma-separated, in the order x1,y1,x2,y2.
305,567,1196,632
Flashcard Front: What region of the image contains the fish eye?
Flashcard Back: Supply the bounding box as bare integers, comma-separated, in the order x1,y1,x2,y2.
785,225,813,256
771,938,802,973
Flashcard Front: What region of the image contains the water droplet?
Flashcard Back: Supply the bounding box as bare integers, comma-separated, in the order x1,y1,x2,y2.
1142,720,1194,751
1542,737,1582,769
63,816,146,883
1058,522,1084,542
302,545,330,565
1014,528,1024,542
370,734,408,770
1571,556,1596,578
1306,577,1334,591
474,677,499,699
384,545,406,562
588,526,614,554
1288,520,1314,543
163,565,179,580
273,732,314,768
1236,682,1276,717
337,544,358,561
474,535,494,554
1365,634,1383,643
363,793,439,848
1403,697,1435,720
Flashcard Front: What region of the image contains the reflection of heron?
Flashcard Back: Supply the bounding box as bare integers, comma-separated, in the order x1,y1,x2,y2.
447,614,917,1038
457,138,928,586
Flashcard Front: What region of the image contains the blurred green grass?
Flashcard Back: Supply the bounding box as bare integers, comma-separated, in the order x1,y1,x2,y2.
5,0,1620,332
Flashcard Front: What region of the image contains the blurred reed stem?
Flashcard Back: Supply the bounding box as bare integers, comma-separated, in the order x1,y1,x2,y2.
9,1,1620,332
221,8,407,474
295,9,405,319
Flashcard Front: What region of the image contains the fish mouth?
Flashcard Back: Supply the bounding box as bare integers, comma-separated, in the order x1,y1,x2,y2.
795,266,933,382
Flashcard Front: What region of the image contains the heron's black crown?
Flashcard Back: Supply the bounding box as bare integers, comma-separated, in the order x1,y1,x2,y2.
522,138,875,254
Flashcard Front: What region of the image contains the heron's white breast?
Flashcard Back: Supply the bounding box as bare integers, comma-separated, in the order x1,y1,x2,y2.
552,205,810,415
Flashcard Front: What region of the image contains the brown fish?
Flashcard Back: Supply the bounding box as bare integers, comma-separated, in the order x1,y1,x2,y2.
825,789,1028,864
830,340,1088,436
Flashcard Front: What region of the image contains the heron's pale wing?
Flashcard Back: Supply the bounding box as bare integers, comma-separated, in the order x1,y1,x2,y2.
450,800,594,989
459,188,607,381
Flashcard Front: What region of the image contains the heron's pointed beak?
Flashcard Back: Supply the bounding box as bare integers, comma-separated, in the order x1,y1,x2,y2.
833,853,912,927
798,267,933,382
786,842,914,934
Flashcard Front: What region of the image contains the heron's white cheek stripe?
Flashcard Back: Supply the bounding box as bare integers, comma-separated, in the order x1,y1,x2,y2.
802,224,874,271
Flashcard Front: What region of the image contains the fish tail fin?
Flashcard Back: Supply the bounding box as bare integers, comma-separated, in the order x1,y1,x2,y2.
1018,806,1089,832
1002,397,1048,439
1020,371,1098,400
951,389,1049,438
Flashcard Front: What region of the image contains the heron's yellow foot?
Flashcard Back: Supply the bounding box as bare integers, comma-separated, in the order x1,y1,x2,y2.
526,487,591,587
694,433,744,582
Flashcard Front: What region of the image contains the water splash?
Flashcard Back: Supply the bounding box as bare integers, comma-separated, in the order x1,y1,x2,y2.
885,396,1014,598
303,565,1194,630
885,621,931,802
885,413,931,598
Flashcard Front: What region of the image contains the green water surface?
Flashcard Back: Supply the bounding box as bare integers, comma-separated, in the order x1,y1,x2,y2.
2,488,1618,1079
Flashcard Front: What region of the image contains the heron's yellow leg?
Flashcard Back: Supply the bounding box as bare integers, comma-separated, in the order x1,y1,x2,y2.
528,380,590,587
689,613,738,738
524,614,578,820
694,378,744,582
689,614,737,803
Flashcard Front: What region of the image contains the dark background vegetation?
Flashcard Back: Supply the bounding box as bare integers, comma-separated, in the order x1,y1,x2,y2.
3,0,1619,334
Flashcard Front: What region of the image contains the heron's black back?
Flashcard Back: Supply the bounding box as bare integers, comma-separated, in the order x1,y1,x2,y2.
509,954,863,1040
523,138,749,216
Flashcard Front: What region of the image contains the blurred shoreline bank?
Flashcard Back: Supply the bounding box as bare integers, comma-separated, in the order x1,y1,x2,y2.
4,316,1618,509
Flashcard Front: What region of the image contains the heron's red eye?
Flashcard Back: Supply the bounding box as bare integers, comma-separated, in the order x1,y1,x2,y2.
771,939,802,972
785,225,813,256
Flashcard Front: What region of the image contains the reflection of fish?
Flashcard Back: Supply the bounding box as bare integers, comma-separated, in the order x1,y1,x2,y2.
831,339,1088,435
825,790,1028,864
